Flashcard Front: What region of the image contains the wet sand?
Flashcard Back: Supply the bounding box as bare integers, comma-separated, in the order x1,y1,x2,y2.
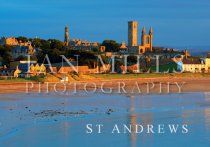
0,92,210,146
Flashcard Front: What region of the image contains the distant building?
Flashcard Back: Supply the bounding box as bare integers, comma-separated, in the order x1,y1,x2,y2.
10,60,37,70
207,52,210,58
10,61,47,78
0,37,38,60
126,21,191,60
141,27,153,52
100,46,106,52
0,37,19,46
128,21,153,54
18,63,46,78
119,42,128,54
14,66,21,78
0,65,23,79
64,25,69,46
12,42,37,59
120,64,139,73
182,58,210,73
63,26,102,51
0,68,14,77
183,49,191,59
0,37,30,46
104,52,113,57
69,38,100,51
128,21,138,47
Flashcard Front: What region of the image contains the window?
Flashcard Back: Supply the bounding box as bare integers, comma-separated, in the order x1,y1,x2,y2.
140,49,143,53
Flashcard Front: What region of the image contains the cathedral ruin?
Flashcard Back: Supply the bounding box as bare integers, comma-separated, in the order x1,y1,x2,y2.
128,21,153,54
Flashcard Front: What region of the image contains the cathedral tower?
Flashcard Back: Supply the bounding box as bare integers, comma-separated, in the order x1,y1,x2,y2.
141,27,146,46
149,27,153,51
64,25,69,46
128,21,138,47
140,27,153,52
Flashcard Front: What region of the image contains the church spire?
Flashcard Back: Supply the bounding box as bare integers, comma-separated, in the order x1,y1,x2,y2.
149,27,153,35
64,25,69,47
142,27,146,34
141,27,146,46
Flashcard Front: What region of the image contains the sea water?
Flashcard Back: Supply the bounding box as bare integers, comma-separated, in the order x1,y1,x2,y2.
0,92,210,147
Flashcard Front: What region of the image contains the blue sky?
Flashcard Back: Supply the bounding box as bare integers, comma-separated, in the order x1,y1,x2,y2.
0,0,210,49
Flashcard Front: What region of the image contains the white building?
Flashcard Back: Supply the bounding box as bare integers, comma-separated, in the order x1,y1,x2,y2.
182,58,210,73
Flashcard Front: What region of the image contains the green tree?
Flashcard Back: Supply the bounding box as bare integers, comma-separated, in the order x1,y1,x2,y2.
0,44,12,66
48,39,65,50
16,36,28,43
65,49,98,68
127,55,137,65
32,38,41,48
92,47,99,53
40,40,51,50
102,40,120,52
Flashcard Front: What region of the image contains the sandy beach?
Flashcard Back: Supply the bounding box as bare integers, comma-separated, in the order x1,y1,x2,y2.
0,76,210,94
1,76,210,146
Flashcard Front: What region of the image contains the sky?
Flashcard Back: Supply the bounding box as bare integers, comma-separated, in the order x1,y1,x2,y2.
0,0,210,50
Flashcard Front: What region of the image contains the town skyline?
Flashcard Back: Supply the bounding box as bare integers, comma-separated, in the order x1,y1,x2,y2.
1,24,209,53
1,0,210,51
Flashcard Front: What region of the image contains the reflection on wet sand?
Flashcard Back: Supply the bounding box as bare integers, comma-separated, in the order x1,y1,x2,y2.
1,92,210,146
129,97,137,147
129,96,153,147
204,93,210,130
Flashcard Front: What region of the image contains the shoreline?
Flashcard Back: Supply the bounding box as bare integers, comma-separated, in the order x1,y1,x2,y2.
0,77,210,94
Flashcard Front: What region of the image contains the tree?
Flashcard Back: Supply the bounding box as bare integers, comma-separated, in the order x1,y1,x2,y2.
0,44,12,66
92,47,99,53
102,40,120,52
65,49,98,68
40,40,51,50
32,38,41,48
15,55,26,61
48,39,65,51
16,36,28,43
128,55,137,65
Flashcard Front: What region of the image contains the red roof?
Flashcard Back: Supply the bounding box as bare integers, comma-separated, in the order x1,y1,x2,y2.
120,64,138,71
182,59,200,64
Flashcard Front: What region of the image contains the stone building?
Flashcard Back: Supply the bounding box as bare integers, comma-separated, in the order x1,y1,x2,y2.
128,21,153,54
14,66,21,78
64,25,69,46
127,21,191,60
0,37,38,60
174,55,210,73
208,53,210,58
18,63,46,77
0,37,19,46
69,39,99,50
119,42,128,54
141,27,153,52
99,46,106,52
128,21,138,47
12,42,37,59
10,60,37,70
0,37,33,47
182,58,210,73
63,26,102,51
0,68,14,77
